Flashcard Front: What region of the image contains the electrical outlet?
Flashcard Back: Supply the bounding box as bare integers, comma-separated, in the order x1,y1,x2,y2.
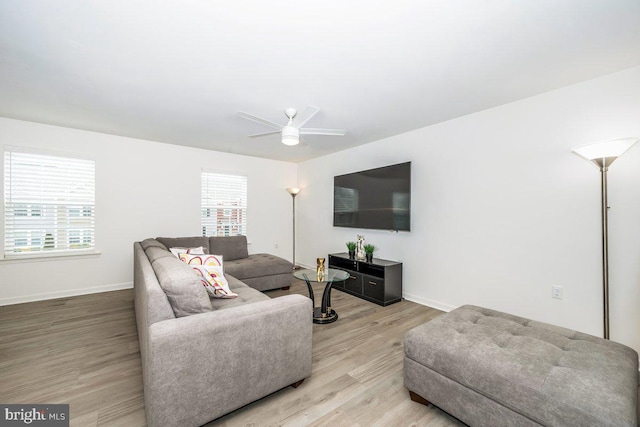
551,285,563,300
274,243,279,249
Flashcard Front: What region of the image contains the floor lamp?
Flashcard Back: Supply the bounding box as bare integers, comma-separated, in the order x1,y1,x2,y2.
286,187,301,270
572,137,638,340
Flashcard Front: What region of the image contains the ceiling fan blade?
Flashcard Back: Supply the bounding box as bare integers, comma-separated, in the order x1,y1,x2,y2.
291,105,320,128
249,130,281,138
237,112,283,130
300,128,346,136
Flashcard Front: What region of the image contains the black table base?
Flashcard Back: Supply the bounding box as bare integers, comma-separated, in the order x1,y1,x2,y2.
312,307,338,324
301,276,339,324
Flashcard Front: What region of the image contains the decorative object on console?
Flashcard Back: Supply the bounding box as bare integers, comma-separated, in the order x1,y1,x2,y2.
572,137,638,340
346,241,356,259
363,244,376,263
355,234,365,260
316,257,325,281
286,187,301,270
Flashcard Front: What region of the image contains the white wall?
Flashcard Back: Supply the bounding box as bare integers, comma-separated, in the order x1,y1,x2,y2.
2,68,638,354
296,66,640,354
0,118,297,304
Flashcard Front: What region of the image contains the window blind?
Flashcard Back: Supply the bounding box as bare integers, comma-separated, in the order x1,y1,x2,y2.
201,172,247,237
4,150,96,257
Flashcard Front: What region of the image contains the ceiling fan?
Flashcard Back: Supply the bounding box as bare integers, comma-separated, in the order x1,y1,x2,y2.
238,105,346,146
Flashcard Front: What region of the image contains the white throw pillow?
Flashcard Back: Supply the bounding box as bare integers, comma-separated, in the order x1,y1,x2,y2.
191,265,237,298
169,246,207,258
178,253,224,271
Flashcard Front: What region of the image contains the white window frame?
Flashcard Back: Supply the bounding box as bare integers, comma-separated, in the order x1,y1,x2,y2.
201,171,247,237
3,146,97,260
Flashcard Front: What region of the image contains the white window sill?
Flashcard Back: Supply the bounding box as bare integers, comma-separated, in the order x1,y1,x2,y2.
0,250,102,263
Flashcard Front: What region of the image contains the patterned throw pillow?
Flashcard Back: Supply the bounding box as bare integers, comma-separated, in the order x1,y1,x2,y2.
191,265,237,298
178,253,223,268
169,246,208,258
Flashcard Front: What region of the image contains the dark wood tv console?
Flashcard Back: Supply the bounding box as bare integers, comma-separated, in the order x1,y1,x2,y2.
328,253,402,306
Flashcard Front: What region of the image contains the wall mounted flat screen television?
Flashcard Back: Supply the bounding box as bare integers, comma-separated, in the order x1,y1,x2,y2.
333,162,411,231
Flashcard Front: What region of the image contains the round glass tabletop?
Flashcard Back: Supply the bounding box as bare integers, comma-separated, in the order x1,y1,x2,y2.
293,268,349,283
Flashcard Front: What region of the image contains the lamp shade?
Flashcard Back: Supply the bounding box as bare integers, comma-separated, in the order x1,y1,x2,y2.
281,126,300,146
572,137,638,166
286,187,301,196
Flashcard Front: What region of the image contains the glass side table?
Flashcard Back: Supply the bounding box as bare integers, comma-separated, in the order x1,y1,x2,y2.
293,268,349,324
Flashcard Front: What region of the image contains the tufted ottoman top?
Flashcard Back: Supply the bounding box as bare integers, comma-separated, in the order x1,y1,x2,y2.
404,305,638,426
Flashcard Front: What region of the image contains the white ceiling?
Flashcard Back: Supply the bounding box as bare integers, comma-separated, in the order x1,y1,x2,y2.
1,1,640,163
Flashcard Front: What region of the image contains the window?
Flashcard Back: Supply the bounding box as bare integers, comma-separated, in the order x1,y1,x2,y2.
201,172,247,237
4,149,95,257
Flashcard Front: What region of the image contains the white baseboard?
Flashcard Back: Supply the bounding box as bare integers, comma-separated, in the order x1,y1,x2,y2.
0,282,133,306
403,292,457,313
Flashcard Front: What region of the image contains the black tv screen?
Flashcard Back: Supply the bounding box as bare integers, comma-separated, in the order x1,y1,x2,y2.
333,162,411,231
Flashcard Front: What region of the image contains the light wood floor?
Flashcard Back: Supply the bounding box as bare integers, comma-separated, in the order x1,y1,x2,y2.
0,279,464,426
4,281,637,426
214,282,462,427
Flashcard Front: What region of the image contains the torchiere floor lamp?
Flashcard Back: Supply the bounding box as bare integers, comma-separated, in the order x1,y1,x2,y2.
286,187,301,270
572,137,638,339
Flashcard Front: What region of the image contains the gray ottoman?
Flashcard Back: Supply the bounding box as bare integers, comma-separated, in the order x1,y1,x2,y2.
404,305,638,427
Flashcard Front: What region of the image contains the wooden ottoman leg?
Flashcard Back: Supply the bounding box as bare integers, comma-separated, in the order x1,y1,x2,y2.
290,379,305,388
409,391,431,407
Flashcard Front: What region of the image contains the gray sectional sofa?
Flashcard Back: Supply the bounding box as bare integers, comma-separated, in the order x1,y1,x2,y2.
134,237,312,427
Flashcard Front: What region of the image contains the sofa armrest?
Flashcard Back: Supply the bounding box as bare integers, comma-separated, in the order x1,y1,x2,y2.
145,294,312,427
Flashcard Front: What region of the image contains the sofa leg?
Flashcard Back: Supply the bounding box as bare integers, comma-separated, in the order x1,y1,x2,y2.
409,391,430,407
281,286,291,290
290,379,305,388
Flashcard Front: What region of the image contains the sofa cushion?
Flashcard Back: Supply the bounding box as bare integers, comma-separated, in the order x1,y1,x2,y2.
145,246,175,264
209,236,249,261
151,256,212,317
209,274,270,311
156,236,210,253
141,238,167,251
224,253,292,280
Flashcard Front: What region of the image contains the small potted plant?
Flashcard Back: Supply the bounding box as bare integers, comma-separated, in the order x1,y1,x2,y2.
346,241,356,259
363,244,376,263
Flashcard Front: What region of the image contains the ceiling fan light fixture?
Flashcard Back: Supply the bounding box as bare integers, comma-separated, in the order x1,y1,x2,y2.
239,106,345,146
281,126,300,146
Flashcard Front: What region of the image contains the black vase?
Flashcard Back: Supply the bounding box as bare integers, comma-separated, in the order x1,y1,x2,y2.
348,251,355,259
365,253,373,263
